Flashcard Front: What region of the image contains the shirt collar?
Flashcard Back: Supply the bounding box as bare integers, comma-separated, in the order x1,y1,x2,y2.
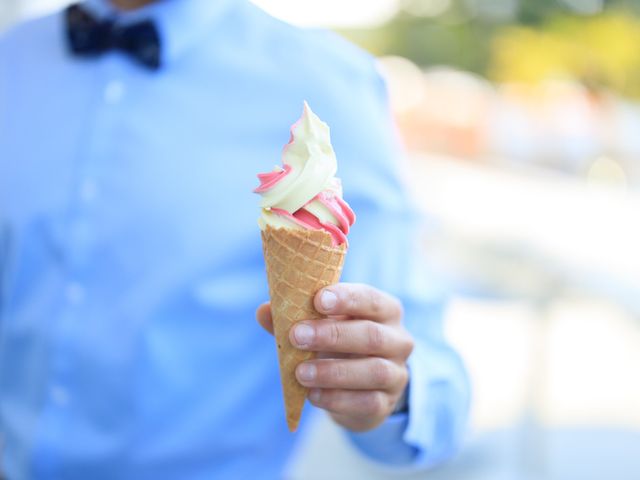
82,0,236,65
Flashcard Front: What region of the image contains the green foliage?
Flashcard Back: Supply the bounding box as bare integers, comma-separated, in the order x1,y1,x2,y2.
336,0,640,98
491,12,640,97
517,0,574,25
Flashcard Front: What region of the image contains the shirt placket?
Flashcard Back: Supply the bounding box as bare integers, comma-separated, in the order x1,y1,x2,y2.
33,52,129,478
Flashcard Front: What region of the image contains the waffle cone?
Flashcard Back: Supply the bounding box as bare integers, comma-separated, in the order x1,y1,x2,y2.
261,225,346,431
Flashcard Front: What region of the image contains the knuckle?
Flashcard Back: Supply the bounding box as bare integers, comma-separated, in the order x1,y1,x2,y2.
361,391,386,416
398,365,409,388
346,286,360,311
323,322,341,348
328,362,348,385
371,358,393,387
394,298,404,319
402,333,415,357
366,322,385,352
369,289,383,314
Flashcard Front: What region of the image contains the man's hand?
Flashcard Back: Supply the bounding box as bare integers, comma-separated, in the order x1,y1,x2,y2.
256,283,414,432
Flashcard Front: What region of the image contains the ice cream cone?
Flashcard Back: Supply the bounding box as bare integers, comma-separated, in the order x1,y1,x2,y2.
261,225,346,431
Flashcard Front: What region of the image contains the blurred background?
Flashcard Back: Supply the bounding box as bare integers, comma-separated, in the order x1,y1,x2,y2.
3,0,640,479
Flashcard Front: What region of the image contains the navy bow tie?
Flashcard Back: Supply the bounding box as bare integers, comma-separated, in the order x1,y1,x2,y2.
65,4,161,70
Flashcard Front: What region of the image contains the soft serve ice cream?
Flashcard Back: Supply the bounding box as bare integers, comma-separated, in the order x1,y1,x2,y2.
254,102,355,246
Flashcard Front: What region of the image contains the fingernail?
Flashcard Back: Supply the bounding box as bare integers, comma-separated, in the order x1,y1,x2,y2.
308,389,321,402
297,363,317,382
320,290,337,312
294,323,315,347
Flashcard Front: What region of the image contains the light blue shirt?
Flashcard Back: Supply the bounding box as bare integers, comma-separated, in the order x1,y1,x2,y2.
0,0,470,478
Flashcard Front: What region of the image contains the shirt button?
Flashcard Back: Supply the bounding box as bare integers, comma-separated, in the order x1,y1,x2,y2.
104,80,125,104
65,282,85,305
50,385,70,407
80,179,98,203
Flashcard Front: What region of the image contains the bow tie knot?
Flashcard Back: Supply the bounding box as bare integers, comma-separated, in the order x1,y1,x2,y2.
66,4,161,70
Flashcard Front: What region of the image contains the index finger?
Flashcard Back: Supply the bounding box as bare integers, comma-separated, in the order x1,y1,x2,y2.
256,302,274,334
314,283,403,323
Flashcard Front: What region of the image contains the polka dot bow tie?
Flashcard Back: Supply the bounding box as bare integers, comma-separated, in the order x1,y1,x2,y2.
65,4,161,70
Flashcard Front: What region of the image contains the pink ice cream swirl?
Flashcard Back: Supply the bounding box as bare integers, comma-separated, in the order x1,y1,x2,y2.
254,102,355,247
268,188,355,246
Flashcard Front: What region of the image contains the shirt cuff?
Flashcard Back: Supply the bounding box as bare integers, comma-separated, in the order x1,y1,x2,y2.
347,412,418,466
345,339,470,469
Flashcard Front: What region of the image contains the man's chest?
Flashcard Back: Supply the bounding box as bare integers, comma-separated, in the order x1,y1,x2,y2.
0,59,312,292
2,66,299,235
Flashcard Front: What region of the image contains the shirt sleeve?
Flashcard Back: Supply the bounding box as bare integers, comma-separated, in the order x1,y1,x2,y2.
331,60,471,469
0,35,7,330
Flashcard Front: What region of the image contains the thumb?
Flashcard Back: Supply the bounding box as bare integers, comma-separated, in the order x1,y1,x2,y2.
256,302,274,335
